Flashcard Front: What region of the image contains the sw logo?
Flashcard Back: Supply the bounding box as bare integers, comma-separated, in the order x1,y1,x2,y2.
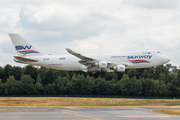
15,45,40,54
15,45,32,50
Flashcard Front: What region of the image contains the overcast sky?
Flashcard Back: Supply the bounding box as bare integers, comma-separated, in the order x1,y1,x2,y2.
0,0,180,67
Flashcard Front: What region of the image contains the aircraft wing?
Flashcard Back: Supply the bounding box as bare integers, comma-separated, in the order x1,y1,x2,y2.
66,48,97,63
66,48,101,71
66,48,133,72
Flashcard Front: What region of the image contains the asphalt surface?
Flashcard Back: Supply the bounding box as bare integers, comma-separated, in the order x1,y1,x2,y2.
0,107,180,120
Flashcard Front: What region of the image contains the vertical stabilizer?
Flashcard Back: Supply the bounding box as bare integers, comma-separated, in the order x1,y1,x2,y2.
9,34,43,56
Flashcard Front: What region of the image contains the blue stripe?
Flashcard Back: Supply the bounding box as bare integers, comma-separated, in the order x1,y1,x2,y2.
131,61,150,63
20,52,39,54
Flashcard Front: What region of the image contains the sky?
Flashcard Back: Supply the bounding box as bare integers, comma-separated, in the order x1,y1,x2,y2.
0,0,180,68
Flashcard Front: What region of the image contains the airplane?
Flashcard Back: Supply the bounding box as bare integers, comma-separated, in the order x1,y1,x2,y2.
9,34,171,73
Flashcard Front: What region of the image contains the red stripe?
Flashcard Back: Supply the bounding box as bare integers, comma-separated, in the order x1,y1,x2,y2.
129,60,150,62
18,50,40,53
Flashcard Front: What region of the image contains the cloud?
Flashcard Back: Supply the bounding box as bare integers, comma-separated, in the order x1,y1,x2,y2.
0,0,180,67
121,0,180,9
15,0,126,42
0,48,19,67
0,8,20,32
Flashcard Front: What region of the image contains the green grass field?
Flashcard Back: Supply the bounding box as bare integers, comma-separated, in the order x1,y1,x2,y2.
0,97,180,107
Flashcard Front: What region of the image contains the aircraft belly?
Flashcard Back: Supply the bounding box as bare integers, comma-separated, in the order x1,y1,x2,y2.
48,57,85,71
129,64,152,69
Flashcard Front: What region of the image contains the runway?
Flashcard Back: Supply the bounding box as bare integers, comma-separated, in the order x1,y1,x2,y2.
0,107,180,120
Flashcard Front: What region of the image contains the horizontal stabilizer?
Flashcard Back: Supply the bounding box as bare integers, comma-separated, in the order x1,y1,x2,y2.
14,56,38,62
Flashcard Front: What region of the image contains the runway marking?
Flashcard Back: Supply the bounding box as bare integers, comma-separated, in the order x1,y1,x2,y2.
61,111,103,120
118,116,171,118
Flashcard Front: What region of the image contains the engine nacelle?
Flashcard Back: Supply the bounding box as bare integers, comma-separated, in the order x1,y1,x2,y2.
111,65,125,72
94,61,108,69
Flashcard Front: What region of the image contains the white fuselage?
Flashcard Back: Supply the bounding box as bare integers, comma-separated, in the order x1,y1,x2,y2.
18,50,170,72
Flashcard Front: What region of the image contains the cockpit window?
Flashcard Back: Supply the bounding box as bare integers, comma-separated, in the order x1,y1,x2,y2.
157,51,160,53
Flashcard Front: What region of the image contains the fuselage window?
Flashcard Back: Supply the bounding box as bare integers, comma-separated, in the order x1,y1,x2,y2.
43,58,50,60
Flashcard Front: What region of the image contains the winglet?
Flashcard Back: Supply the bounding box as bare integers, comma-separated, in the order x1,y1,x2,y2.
66,48,75,54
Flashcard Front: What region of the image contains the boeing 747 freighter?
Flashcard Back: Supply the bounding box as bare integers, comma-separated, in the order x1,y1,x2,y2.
9,34,170,73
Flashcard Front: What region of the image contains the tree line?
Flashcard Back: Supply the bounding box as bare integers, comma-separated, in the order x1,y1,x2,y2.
0,64,180,97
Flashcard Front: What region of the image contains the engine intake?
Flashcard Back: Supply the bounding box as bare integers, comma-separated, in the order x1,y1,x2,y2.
94,61,108,69
111,65,125,72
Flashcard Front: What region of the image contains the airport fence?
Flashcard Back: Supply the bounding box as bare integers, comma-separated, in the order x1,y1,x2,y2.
0,95,179,99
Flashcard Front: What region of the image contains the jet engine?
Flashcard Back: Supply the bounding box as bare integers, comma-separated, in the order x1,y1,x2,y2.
111,65,125,72
94,61,108,69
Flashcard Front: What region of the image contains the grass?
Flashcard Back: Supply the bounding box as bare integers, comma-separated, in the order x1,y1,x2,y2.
152,109,180,115
0,109,50,111
0,97,180,107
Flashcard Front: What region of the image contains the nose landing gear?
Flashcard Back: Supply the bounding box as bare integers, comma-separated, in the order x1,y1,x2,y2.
153,66,156,73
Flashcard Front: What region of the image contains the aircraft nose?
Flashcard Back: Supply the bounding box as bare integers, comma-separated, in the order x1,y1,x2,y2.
161,54,171,64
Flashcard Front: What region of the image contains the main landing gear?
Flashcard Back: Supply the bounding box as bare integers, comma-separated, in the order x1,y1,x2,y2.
90,71,106,78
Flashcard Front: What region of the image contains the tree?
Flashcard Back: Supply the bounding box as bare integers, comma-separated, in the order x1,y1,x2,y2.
94,77,108,95
104,72,118,81
142,78,160,97
66,74,94,95
9,66,22,80
85,75,95,95
176,69,180,87
44,83,57,94
3,64,12,83
14,81,24,95
66,75,77,94
167,83,179,97
4,76,16,95
0,66,4,80
20,75,35,95
0,63,179,97
35,82,44,95
36,75,42,83
117,74,130,96
56,76,63,94
42,69,57,85
24,65,37,81
127,69,137,78
37,67,46,79
108,78,117,95
129,77,142,96
142,69,148,79
158,81,168,97
0,79,4,94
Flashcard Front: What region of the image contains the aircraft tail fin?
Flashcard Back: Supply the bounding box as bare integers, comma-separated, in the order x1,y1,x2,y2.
9,34,43,56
